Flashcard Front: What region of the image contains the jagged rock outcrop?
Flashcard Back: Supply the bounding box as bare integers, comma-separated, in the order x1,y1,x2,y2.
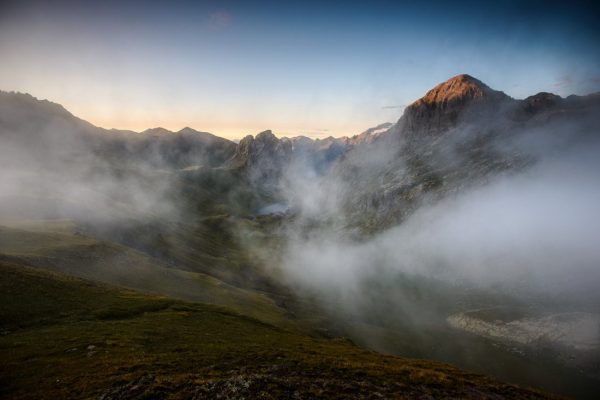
226,130,293,190
228,130,292,169
227,130,354,189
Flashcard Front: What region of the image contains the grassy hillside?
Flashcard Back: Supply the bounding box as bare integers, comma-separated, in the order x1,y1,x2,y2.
0,221,291,329
0,261,557,399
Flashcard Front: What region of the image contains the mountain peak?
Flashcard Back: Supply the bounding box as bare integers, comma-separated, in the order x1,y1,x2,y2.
255,129,276,140
399,75,511,137
0,90,74,119
254,130,282,146
447,73,483,84
178,127,199,134
142,127,173,135
416,74,503,107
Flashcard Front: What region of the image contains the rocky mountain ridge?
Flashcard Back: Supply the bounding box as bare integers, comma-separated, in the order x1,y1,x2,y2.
2,75,599,222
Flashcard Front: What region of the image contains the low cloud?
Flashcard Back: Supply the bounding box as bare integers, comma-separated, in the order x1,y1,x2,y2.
267,105,600,332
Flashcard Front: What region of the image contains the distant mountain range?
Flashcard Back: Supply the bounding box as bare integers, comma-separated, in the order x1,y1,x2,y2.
2,73,599,227
2,73,598,193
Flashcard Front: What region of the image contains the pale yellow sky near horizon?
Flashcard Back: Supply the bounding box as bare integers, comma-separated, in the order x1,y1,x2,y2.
60,99,401,141
1,0,597,143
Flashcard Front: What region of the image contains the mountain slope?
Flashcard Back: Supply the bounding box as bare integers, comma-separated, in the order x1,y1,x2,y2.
323,75,600,232
0,91,237,171
0,221,291,328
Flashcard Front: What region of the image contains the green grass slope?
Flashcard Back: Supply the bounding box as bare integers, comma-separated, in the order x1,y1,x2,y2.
0,221,291,329
0,262,557,399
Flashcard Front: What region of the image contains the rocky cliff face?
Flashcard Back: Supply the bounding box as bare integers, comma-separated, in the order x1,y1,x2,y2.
227,130,355,191
228,130,292,169
226,130,293,191
396,74,512,139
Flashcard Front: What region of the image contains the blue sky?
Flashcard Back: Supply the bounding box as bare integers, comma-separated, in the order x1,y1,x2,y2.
1,0,599,139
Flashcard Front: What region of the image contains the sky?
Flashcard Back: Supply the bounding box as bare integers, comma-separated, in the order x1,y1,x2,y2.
1,0,599,140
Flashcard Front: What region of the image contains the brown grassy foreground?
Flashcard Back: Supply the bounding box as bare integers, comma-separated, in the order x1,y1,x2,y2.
0,261,560,399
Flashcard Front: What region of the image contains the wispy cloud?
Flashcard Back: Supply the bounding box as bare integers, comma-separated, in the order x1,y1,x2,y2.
276,128,333,139
589,76,600,84
208,10,232,29
553,75,573,88
381,105,405,110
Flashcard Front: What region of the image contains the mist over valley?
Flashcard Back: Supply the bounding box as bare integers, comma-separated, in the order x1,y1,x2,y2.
2,1,600,398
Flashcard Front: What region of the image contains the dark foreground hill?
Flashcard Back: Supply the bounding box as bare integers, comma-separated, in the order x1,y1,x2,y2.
0,261,557,400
